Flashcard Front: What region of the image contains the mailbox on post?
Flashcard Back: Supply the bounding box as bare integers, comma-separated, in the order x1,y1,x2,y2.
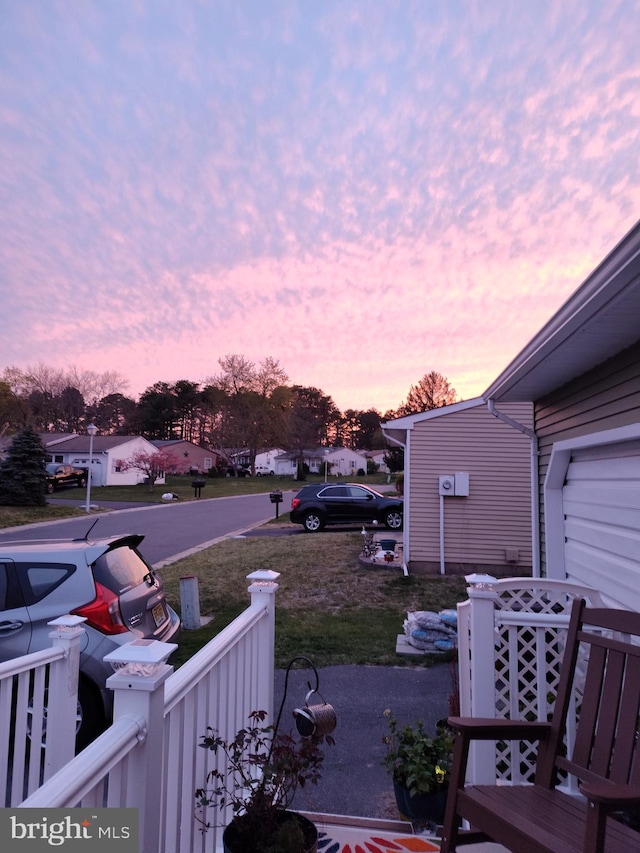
191,478,206,498
269,489,283,519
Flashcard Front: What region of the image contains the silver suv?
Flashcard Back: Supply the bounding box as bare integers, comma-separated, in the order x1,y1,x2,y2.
0,533,180,747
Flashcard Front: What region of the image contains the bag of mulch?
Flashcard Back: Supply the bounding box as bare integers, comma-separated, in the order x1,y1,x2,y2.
439,608,458,628
404,611,458,651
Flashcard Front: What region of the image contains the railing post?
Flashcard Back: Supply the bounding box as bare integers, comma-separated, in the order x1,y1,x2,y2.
44,616,87,780
465,574,498,785
247,570,280,724
104,640,177,853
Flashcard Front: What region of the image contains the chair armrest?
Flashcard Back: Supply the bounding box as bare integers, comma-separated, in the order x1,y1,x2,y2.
580,781,640,807
447,716,552,741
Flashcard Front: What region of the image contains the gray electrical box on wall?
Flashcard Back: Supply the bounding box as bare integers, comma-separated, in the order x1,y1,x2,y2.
454,472,470,496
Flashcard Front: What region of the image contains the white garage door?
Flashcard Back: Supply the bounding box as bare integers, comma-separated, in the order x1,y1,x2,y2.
562,439,640,609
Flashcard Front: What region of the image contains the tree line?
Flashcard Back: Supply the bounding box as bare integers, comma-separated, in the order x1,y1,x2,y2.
0,357,458,464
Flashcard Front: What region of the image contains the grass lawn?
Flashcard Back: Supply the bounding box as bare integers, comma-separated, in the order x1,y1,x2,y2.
158,530,467,669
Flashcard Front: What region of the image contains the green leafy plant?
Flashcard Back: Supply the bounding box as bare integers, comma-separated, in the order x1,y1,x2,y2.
382,709,454,796
195,710,333,853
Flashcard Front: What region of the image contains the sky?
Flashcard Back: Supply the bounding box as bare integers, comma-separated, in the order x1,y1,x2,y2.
1,1,639,415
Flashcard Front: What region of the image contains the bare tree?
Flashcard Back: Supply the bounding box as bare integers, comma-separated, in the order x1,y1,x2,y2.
255,357,289,396
208,354,257,395
396,371,458,416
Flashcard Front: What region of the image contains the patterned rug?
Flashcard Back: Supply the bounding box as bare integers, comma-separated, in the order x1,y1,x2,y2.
312,817,440,853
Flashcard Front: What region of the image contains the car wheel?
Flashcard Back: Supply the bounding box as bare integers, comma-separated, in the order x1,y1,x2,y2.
46,482,54,494
76,676,107,750
303,512,324,532
384,510,403,530
26,676,104,751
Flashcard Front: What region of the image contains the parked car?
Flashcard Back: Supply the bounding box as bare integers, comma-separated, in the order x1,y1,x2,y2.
290,483,403,532
0,533,180,748
226,466,251,477
44,463,88,494
254,465,274,477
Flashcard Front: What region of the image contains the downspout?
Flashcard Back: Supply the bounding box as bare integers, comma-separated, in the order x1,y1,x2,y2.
384,431,410,577
487,399,541,577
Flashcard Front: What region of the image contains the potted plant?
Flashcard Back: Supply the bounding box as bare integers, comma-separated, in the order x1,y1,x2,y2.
382,709,454,824
195,654,337,853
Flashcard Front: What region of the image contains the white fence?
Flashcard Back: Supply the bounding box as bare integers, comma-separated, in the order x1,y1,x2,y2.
457,575,606,786
16,570,280,853
1,617,83,806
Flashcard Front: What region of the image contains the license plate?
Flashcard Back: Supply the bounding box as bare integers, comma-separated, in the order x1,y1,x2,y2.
152,602,166,628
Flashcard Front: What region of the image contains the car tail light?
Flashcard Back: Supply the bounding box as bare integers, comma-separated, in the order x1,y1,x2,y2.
291,497,301,510
71,582,128,635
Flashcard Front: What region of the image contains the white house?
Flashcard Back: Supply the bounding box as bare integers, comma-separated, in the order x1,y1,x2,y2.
43,433,162,487
273,447,367,477
254,448,284,472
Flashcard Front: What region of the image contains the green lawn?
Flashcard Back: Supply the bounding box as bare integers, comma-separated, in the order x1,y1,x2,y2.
158,530,467,669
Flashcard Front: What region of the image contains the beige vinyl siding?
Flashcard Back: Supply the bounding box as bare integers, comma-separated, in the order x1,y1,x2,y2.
535,339,640,575
407,402,533,573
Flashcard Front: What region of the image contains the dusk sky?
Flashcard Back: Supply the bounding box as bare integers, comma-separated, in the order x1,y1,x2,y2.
2,1,639,414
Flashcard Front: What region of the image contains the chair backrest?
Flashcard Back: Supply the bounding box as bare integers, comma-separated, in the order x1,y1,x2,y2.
536,597,640,789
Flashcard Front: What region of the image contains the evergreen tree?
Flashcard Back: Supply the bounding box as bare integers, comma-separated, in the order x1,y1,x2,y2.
0,427,47,506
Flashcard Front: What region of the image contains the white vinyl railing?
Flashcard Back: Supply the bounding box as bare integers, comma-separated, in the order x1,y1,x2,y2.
18,570,280,853
1,616,85,806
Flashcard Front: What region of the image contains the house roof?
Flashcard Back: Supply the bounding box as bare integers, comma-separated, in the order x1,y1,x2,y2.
38,433,155,453
381,397,485,447
483,219,640,403
150,439,214,451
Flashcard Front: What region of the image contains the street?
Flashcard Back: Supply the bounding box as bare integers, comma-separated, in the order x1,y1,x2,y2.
0,491,298,567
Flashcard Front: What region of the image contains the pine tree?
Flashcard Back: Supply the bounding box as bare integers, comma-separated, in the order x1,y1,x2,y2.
0,427,47,506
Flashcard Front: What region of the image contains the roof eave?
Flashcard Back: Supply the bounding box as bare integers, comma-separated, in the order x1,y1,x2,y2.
483,219,640,403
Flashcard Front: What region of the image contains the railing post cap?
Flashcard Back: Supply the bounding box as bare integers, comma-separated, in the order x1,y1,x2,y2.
48,614,87,638
247,569,281,582
465,573,499,598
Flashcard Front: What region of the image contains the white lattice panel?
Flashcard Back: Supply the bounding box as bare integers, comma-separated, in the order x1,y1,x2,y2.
460,579,604,786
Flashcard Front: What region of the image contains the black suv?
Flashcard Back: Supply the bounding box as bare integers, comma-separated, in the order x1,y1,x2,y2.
290,483,403,532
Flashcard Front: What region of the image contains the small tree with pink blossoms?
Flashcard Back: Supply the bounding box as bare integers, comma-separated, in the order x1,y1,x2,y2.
121,448,179,491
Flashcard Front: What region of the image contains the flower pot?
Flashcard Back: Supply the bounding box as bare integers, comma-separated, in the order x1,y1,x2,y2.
393,781,448,824
222,810,318,853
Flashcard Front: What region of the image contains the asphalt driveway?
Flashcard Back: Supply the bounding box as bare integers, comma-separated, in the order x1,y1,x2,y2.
275,662,455,820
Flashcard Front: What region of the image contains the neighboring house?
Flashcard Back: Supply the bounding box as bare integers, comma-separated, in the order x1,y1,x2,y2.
0,432,77,463
383,398,534,575
483,219,640,611
274,447,367,477
44,433,162,487
255,448,284,473
326,447,368,476
150,440,219,475
361,449,390,474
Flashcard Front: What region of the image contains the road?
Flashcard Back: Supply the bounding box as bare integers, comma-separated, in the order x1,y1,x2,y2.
0,491,298,567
